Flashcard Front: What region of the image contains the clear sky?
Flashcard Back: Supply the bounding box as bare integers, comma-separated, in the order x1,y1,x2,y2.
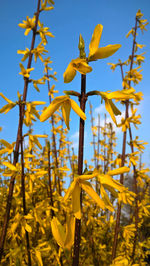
0,0,150,167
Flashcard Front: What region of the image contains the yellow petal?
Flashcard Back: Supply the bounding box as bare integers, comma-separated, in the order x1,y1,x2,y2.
64,215,75,249
72,58,92,75
25,223,32,233
0,93,13,104
40,96,68,122
35,250,43,266
78,173,96,181
89,44,121,61
19,63,26,73
0,148,8,155
63,62,76,83
0,139,12,149
99,174,124,192
32,101,46,105
59,166,70,171
72,182,81,219
103,185,118,198
81,180,105,209
109,100,121,116
51,217,65,248
106,90,134,100
0,103,16,114
61,100,71,129
33,134,48,138
100,185,114,212
105,99,117,124
64,179,77,201
107,166,130,176
18,23,26,29
2,162,17,171
24,28,31,36
89,24,103,57
70,99,86,120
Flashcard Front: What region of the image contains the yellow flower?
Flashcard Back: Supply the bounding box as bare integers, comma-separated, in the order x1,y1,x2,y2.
37,21,54,45
51,215,75,250
88,24,121,61
18,16,35,36
40,95,86,129
31,44,48,62
64,173,105,219
17,48,30,61
19,63,34,78
48,84,58,99
63,58,92,83
98,88,137,124
63,24,121,83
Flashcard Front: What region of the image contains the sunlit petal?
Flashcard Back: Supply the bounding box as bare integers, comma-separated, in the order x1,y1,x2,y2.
61,100,71,129
70,99,86,121
72,59,92,74
81,180,105,209
89,24,103,58
63,62,76,83
40,96,68,122
89,44,121,61
64,215,75,249
51,217,65,248
72,182,81,219
105,99,117,124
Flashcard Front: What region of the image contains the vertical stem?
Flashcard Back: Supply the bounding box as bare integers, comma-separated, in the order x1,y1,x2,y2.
112,103,128,260
72,74,86,266
47,141,54,218
89,101,98,193
112,16,138,261
0,0,41,260
97,114,101,169
139,153,142,170
97,114,101,195
46,67,61,195
89,102,97,168
72,147,75,178
107,124,110,170
19,103,32,266
67,141,74,181
128,126,139,262
59,118,64,168
110,123,113,170
104,113,107,174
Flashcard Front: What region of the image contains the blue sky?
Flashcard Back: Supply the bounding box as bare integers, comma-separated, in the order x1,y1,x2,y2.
0,0,150,167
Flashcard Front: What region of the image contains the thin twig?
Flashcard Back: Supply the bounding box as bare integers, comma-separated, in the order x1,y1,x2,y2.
0,0,41,260
19,102,32,266
46,67,61,195
112,16,138,261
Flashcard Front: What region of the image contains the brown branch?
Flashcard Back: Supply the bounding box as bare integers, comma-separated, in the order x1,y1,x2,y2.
128,126,139,262
72,74,87,266
19,102,32,266
97,114,101,170
104,113,107,174
47,141,54,218
89,101,97,168
46,67,61,196
0,0,41,261
112,16,138,261
59,118,64,168
67,141,74,181
89,101,99,193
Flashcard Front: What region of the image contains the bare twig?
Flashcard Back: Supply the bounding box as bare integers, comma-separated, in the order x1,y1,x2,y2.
0,0,41,260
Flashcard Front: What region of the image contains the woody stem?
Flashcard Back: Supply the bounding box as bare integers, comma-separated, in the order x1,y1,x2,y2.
0,0,41,261
72,74,86,266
